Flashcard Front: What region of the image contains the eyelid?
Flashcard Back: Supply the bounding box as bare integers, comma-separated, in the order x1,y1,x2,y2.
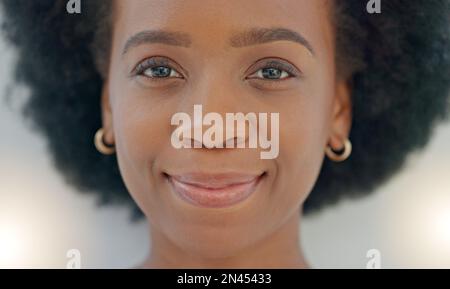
246,58,302,79
130,56,186,78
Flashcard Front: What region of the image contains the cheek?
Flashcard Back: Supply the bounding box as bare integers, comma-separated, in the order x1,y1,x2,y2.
274,70,335,208
108,82,174,209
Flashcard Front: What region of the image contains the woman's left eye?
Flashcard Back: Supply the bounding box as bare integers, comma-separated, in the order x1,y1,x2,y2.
254,67,291,80
142,66,182,79
247,61,299,81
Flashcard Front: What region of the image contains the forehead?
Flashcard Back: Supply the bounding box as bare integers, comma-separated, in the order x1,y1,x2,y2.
112,0,333,53
113,0,330,22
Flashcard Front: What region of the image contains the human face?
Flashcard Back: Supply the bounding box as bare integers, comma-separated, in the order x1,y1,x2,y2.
101,0,351,259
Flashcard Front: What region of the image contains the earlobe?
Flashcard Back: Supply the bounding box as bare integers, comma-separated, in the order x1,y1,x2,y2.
325,138,352,162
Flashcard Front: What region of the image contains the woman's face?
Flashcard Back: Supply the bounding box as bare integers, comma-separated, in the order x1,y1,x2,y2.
101,0,351,258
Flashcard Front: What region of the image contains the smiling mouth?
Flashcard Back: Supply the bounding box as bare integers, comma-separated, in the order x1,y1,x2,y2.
165,172,266,208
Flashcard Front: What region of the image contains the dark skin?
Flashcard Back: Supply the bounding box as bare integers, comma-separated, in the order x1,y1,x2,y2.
100,0,351,268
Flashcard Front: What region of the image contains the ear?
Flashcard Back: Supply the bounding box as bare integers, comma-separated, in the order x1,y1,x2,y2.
328,79,352,150
100,80,115,146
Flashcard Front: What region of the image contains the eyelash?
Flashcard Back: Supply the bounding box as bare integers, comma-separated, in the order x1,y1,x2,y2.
131,57,300,82
247,60,300,81
131,57,183,80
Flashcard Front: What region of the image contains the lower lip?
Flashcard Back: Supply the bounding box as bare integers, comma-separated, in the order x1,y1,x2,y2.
167,174,263,208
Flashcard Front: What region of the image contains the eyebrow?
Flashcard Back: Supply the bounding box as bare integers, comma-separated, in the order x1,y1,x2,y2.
122,27,315,56
229,27,315,55
122,30,192,55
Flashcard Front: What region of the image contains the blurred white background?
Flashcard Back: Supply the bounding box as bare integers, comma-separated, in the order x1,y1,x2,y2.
0,12,449,269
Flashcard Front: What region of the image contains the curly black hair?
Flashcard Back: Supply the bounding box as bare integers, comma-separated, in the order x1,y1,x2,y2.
1,0,449,219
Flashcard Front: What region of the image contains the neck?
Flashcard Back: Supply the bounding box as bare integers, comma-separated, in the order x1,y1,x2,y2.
140,211,309,269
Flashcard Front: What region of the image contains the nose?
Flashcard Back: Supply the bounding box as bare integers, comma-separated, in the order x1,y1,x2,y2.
174,105,257,149
173,66,256,149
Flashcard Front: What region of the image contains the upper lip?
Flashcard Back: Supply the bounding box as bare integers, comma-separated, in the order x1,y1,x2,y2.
166,172,265,189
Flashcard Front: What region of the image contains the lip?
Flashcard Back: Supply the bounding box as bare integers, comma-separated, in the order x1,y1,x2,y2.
166,172,265,208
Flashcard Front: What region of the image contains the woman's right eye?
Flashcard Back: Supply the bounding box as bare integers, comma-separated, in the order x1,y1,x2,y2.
141,66,182,79
132,57,184,80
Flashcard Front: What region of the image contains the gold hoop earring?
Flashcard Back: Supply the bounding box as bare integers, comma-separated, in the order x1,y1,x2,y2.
94,128,115,155
325,138,352,162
